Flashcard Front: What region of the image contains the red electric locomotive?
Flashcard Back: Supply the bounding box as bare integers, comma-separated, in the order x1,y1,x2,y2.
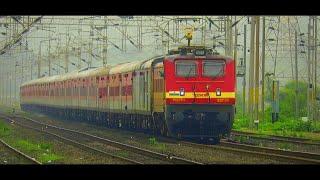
162,46,236,142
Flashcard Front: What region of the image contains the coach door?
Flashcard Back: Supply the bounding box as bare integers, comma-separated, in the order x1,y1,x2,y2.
121,73,127,111
145,70,150,111
139,71,145,111
98,76,103,111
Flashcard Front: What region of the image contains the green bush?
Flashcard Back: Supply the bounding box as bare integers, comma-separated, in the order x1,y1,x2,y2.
234,80,320,133
232,116,250,130
0,121,12,137
149,137,157,145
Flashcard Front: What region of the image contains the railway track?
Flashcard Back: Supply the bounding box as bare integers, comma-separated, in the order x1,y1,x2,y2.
0,113,202,165
220,140,320,163
178,139,320,164
0,138,42,164
231,130,320,146
99,128,320,164
4,109,318,164
0,114,140,164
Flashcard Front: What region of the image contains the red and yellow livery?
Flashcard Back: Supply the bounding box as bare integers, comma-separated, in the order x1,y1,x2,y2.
20,46,236,143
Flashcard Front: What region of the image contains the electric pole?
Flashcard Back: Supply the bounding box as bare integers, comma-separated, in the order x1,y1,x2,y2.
38,44,41,78
261,17,266,122
314,17,317,123
307,16,316,121
254,16,260,126
65,31,70,73
6,61,9,105
234,23,238,61
78,19,82,70
48,39,51,76
30,52,33,80
248,16,256,124
21,50,24,86
103,16,108,66
243,24,247,116
89,40,93,68
295,30,299,120
225,16,233,56
307,17,311,121
0,61,3,104
89,19,94,69
14,59,17,104
10,60,12,106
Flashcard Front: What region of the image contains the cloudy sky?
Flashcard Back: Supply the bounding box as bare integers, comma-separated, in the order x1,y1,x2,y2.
0,16,318,100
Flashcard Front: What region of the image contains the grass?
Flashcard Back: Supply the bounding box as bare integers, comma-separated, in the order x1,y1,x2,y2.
39,153,61,163
0,120,12,137
0,116,63,164
13,139,62,163
233,121,320,140
114,151,129,158
148,137,166,152
0,104,32,117
234,80,320,141
278,143,292,151
11,139,62,163
233,135,249,144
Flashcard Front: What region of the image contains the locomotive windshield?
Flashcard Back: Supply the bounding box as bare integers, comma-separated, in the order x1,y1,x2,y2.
203,60,225,77
175,60,197,77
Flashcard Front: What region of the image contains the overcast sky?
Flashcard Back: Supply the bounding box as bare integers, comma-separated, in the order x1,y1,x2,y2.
0,16,318,99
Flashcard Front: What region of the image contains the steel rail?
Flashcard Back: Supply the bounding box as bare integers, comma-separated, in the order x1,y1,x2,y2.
180,140,320,164
231,130,320,146
220,140,320,162
0,138,42,164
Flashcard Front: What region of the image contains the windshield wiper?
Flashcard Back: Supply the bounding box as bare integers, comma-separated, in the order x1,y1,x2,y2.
185,67,193,79
215,68,224,77
209,67,224,78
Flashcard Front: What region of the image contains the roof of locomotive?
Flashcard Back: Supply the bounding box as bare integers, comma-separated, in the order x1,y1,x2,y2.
164,53,234,62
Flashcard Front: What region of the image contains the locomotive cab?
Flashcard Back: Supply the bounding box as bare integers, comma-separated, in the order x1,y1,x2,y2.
164,46,236,143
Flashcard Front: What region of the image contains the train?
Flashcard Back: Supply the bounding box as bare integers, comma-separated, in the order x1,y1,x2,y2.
20,46,236,143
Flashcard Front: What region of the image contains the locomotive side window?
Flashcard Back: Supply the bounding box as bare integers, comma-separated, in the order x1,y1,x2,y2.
203,60,225,77
175,61,197,77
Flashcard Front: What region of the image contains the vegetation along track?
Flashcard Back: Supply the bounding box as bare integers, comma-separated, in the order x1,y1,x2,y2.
0,114,140,164
0,113,202,165
0,138,42,164
231,130,320,146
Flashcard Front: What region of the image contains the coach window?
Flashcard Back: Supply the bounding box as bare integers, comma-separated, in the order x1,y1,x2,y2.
175,60,197,77
202,60,225,77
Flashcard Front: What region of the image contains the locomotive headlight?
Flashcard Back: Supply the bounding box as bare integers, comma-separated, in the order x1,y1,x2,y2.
216,88,221,96
180,88,185,96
